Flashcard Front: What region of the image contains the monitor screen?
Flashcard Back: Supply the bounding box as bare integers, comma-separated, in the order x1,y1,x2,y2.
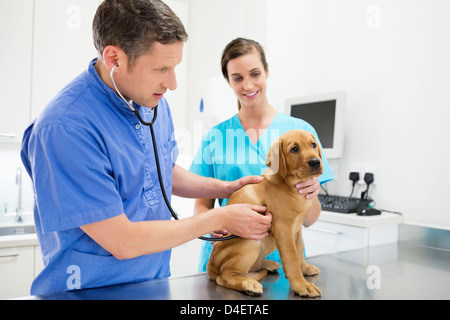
286,92,345,159
290,100,336,149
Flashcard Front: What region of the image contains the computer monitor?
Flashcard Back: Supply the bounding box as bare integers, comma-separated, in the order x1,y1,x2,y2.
286,92,345,159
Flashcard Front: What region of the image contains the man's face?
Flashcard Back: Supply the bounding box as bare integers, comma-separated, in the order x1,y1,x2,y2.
116,41,184,109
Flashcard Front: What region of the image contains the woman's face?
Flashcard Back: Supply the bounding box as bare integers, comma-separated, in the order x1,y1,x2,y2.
226,50,269,109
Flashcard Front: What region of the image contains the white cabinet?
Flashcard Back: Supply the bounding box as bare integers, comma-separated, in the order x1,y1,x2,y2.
303,221,367,257
303,211,402,257
0,0,34,144
0,231,43,299
0,246,34,299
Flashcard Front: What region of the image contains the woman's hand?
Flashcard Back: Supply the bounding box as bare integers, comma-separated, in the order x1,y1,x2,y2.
295,177,320,199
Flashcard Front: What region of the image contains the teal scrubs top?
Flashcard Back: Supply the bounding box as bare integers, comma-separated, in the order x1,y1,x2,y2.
189,112,334,272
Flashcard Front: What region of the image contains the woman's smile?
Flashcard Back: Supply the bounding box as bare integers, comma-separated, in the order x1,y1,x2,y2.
243,90,260,98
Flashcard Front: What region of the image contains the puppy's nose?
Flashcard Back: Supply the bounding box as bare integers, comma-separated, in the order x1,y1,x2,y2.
308,158,321,169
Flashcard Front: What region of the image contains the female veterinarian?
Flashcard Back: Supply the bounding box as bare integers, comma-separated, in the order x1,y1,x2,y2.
190,38,334,272
20,1,272,296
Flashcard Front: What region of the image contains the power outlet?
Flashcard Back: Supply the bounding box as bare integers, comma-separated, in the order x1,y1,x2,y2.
350,166,377,185
361,167,376,186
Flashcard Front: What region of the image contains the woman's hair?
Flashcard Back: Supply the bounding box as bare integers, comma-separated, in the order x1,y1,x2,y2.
220,38,269,110
93,0,188,66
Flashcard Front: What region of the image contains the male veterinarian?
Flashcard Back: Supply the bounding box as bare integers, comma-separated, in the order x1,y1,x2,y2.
20,0,310,296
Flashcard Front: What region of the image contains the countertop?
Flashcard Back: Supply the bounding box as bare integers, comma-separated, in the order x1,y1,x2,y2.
0,214,38,248
318,210,403,228
20,241,450,300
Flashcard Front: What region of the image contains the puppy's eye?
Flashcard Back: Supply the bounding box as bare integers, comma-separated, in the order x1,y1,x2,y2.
290,146,299,153
311,142,317,148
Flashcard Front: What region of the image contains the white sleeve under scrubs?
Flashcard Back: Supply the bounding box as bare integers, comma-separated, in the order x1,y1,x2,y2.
20,58,179,296
189,113,334,272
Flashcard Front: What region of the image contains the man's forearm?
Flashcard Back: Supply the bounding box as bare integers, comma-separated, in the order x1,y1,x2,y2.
171,164,230,199
172,164,263,200
81,210,226,260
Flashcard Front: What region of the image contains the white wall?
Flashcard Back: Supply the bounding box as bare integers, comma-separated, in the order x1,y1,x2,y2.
160,0,190,132
265,0,306,112
183,0,269,156
298,0,450,228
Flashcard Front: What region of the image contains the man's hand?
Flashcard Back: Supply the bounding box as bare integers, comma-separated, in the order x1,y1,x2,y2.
218,204,272,240
223,176,264,199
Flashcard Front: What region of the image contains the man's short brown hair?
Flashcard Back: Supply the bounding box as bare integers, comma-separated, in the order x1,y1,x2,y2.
93,0,188,66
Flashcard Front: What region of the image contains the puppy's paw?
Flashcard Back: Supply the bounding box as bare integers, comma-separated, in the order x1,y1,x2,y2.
242,279,263,297
293,282,322,298
302,263,320,276
264,260,281,273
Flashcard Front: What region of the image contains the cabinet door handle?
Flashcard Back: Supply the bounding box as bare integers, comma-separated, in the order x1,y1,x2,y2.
0,133,16,138
0,249,19,258
307,227,343,235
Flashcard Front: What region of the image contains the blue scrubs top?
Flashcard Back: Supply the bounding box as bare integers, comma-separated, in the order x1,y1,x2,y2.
189,113,333,272
21,58,179,296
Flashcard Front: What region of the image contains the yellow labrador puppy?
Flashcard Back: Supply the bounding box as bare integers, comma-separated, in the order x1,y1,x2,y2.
207,130,323,297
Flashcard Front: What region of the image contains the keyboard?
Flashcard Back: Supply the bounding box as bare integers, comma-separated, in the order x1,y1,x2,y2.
318,194,372,214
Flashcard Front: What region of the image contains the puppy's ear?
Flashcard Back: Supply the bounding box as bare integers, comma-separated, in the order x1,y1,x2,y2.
265,139,287,177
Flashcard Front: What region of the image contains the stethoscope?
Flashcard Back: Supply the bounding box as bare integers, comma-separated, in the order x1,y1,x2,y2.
110,64,236,242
